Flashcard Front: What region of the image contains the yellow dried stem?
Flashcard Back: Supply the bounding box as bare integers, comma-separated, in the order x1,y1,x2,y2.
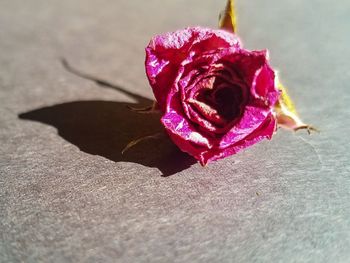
219,0,237,32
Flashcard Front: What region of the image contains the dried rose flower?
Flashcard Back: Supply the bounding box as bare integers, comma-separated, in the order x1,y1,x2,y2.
141,0,314,166
145,27,280,165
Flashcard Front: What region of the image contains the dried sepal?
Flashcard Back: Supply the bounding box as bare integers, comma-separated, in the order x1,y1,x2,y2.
122,132,165,154
219,0,237,33
274,80,318,133
127,101,160,114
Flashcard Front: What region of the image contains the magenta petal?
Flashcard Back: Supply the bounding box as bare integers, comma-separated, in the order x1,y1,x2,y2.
251,63,279,106
161,110,212,149
218,105,271,148
145,27,241,111
229,50,267,88
200,114,277,165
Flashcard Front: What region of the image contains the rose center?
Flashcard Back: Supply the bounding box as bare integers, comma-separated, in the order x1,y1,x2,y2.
213,85,243,120
196,81,244,122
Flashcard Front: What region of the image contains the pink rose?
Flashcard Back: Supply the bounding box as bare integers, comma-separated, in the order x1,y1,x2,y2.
145,27,280,165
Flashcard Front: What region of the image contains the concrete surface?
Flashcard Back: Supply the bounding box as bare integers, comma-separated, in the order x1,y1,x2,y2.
0,0,349,262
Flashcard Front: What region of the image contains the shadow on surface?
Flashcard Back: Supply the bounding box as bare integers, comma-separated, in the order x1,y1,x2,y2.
18,60,195,176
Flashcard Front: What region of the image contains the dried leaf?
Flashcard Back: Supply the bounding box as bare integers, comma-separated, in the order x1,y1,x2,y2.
219,0,237,33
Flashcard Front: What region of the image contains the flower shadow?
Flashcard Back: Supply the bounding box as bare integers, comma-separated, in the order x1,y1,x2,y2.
18,59,195,176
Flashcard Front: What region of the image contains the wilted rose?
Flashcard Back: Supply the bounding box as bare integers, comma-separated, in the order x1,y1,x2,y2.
145,27,280,165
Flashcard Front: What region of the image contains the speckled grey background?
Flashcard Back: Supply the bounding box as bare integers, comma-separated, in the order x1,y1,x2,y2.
0,0,349,262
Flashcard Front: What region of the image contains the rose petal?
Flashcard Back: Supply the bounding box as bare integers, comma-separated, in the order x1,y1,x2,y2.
222,50,267,89
218,105,271,148
145,27,241,111
251,63,280,106
200,113,276,165
161,97,213,149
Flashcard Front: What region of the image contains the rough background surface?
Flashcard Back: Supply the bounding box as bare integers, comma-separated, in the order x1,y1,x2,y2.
1,0,349,262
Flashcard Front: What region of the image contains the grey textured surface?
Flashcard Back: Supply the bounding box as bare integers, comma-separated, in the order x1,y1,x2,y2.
1,0,349,262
